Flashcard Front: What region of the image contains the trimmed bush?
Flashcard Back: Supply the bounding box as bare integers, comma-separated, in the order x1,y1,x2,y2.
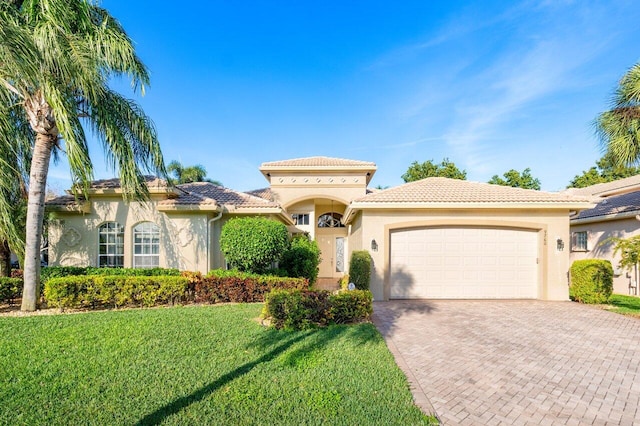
329,290,373,324
349,251,372,290
280,235,321,284
0,277,22,304
263,288,373,330
44,275,189,309
41,266,180,283
195,269,309,303
569,259,613,304
220,217,289,274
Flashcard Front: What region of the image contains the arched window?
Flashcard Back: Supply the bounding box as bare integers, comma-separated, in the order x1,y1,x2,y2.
98,222,124,267
317,212,345,228
133,222,160,268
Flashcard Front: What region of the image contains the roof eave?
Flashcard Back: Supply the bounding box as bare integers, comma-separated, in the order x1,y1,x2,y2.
571,209,640,225
344,201,594,224
45,201,92,214
157,204,220,212
222,205,294,225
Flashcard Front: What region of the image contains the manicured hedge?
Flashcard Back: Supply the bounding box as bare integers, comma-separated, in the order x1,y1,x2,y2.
569,259,613,304
41,266,180,283
263,289,373,330
0,277,22,304
195,269,309,303
279,236,321,285
349,251,372,290
44,275,189,309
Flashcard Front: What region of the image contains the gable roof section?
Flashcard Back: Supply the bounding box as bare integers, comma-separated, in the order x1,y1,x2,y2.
259,156,377,185
261,156,376,168
571,190,640,224
563,174,640,198
245,187,273,201
160,182,281,210
344,177,592,222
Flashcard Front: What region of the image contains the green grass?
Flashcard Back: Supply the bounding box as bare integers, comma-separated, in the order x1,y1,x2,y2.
605,294,640,316
0,304,436,425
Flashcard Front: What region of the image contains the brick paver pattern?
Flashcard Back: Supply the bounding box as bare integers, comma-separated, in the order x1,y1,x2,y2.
373,300,640,425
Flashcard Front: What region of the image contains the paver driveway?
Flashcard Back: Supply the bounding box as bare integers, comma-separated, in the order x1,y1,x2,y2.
373,300,640,425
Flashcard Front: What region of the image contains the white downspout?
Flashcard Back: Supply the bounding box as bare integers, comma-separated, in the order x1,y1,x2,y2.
206,211,223,274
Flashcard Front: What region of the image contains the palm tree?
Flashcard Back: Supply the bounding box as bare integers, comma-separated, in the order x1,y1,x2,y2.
167,160,222,185
596,63,640,165
0,1,166,311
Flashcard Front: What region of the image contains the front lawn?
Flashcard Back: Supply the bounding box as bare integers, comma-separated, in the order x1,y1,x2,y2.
604,294,640,316
0,304,436,425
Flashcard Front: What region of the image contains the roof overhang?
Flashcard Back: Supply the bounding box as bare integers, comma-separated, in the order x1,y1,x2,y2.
45,201,92,214
571,209,640,225
259,165,378,185
157,204,220,212
344,201,594,224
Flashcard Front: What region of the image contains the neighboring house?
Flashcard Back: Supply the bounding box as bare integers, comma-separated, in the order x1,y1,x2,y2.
47,156,591,301
566,175,640,295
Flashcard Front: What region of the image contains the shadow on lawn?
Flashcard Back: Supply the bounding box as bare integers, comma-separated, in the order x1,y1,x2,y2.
135,324,374,425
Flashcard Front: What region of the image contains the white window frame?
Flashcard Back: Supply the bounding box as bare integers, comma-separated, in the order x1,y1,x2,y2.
292,213,310,226
98,222,124,267
571,231,588,252
133,222,160,268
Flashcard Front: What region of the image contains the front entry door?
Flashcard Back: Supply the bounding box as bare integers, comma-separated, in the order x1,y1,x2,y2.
318,235,345,278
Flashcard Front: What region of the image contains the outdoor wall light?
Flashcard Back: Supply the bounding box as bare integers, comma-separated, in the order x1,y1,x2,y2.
556,238,564,251
371,239,378,251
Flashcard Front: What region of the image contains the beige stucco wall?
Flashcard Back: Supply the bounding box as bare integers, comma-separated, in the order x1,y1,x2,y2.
267,172,369,208
349,208,572,301
49,198,212,273
570,217,640,294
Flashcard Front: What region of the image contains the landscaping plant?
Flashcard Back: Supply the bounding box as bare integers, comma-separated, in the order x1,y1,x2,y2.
349,251,372,290
220,217,289,274
569,259,613,304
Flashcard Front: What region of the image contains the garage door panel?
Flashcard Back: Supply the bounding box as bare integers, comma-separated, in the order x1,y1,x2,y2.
390,227,538,299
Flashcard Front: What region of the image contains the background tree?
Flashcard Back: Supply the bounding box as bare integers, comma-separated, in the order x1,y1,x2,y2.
401,158,467,182
488,168,541,190
568,152,640,188
595,62,640,168
0,1,166,311
167,160,222,185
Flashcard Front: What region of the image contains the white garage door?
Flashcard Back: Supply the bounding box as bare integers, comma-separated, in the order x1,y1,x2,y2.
390,227,538,299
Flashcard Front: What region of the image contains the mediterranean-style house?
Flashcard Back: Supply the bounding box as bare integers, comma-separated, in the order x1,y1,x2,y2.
566,175,640,295
47,156,591,301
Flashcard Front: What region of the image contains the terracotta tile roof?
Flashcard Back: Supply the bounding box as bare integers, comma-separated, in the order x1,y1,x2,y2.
261,156,376,168
47,180,280,210
46,194,85,206
563,174,640,197
573,190,640,220
354,177,591,204
245,187,273,201
87,175,168,190
167,182,280,208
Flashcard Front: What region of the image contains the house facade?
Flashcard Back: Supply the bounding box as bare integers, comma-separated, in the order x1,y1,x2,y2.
47,156,591,301
566,175,640,294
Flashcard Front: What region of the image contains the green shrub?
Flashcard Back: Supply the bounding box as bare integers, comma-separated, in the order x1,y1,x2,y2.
280,235,321,284
569,259,613,304
195,269,309,303
329,290,373,324
0,277,22,304
41,266,180,283
263,289,373,330
220,217,289,274
44,275,189,309
85,267,180,277
349,251,372,290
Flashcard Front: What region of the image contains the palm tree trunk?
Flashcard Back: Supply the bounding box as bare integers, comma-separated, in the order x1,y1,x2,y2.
21,133,54,311
0,240,10,277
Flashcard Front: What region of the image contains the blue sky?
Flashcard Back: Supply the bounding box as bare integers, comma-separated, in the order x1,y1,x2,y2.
48,0,640,193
